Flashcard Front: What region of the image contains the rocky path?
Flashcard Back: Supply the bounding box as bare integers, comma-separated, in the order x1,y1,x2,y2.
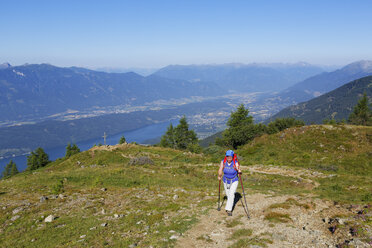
176,192,371,248
177,193,332,247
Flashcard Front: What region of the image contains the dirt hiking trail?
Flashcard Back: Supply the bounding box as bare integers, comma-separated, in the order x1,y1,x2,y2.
176,165,369,248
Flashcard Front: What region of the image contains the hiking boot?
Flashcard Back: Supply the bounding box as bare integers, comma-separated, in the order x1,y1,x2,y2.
227,211,232,216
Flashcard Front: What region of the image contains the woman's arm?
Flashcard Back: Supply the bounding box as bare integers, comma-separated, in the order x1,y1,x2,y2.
218,161,224,180
236,162,242,174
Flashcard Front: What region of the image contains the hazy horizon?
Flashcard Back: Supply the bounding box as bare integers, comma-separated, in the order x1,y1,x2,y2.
1,0,372,68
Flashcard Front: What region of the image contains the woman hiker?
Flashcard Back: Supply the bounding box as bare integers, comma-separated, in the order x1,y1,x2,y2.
218,150,241,216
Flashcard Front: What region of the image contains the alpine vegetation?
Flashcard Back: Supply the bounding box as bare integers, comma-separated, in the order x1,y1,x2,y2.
159,116,201,152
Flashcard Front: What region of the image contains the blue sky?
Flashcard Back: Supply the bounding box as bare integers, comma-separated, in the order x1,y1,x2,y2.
1,0,371,68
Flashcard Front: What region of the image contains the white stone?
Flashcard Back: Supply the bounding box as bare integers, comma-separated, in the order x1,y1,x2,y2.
11,215,20,221
169,235,179,240
12,207,23,215
44,215,55,222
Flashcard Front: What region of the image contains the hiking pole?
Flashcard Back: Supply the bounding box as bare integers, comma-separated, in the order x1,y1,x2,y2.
217,179,221,211
239,173,250,219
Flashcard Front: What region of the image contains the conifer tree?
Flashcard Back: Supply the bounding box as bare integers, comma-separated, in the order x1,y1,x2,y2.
65,143,72,158
27,147,50,171
71,143,80,155
160,123,176,148
2,161,12,178
220,104,256,149
119,136,126,144
348,92,372,126
10,161,19,176
65,143,80,158
2,160,19,178
174,116,198,150
159,117,199,151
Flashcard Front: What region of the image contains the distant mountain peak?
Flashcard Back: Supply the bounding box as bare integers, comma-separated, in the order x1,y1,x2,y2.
342,60,372,73
0,62,11,69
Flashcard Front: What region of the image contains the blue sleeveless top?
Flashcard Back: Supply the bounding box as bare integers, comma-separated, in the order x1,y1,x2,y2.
222,160,238,183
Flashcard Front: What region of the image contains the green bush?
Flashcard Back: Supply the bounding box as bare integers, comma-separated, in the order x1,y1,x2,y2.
51,180,64,194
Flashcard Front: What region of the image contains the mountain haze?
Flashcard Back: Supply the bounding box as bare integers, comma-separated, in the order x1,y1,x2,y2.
275,60,372,104
153,63,325,92
255,60,372,117
0,64,222,123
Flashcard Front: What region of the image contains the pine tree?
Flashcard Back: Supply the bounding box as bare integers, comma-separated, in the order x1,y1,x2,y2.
348,92,372,126
221,104,256,149
2,160,19,179
65,143,80,158
71,144,80,155
65,143,72,158
27,147,50,171
2,161,12,178
10,161,19,176
174,116,198,150
160,123,176,148
119,136,126,144
159,117,199,151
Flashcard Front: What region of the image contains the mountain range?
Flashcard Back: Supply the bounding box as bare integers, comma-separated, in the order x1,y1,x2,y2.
154,62,325,92
0,63,11,69
271,60,372,104
2,60,372,157
254,60,372,116
267,76,372,124
0,64,222,123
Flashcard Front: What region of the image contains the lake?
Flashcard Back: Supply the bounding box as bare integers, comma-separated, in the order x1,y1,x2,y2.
0,119,179,175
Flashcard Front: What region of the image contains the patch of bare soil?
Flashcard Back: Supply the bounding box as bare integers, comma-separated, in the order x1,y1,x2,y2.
245,165,336,189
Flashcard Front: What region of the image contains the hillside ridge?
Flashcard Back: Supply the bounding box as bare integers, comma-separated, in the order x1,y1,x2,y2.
0,124,371,247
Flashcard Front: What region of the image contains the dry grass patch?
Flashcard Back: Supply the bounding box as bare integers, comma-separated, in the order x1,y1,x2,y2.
264,212,291,223
226,217,243,228
228,228,253,240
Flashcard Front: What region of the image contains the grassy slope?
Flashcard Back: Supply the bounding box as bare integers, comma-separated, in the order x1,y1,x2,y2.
238,124,372,202
0,125,371,247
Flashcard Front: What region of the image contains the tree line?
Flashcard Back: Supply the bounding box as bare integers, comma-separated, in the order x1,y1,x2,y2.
215,104,305,149
322,92,372,125
159,92,371,153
